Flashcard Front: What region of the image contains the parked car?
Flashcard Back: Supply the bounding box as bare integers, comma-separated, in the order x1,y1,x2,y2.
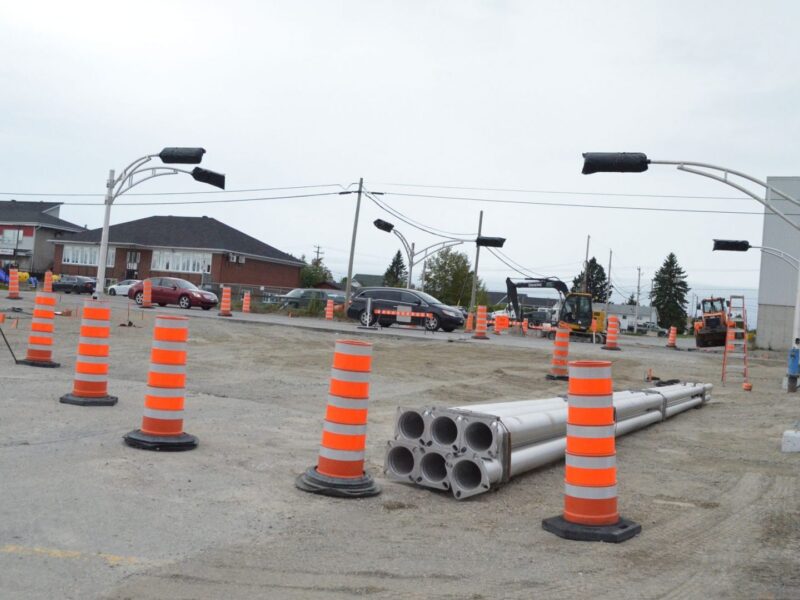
53,275,96,294
346,287,465,332
127,277,218,310
107,279,140,296
278,288,346,310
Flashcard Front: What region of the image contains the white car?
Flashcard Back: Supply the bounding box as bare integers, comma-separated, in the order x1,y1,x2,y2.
107,279,140,296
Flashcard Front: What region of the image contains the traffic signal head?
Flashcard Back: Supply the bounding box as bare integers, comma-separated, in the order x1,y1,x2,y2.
476,236,506,248
712,239,751,252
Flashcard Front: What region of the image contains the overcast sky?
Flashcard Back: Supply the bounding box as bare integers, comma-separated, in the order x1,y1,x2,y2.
2,1,798,313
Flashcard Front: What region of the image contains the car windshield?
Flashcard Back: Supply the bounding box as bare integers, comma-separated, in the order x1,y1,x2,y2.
285,289,304,298
175,280,198,290
413,291,443,304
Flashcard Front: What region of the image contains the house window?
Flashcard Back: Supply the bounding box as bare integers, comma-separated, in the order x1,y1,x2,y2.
61,244,115,267
0,229,22,246
151,249,212,273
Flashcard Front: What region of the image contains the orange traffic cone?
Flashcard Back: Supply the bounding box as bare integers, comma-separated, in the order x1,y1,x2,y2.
218,286,232,317
296,339,380,497
7,267,20,300
242,291,251,313
19,291,59,368
472,306,489,340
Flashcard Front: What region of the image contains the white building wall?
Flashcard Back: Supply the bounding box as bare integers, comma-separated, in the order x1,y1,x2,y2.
757,177,800,350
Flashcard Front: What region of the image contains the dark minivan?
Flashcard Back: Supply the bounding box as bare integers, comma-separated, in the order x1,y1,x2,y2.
346,287,465,332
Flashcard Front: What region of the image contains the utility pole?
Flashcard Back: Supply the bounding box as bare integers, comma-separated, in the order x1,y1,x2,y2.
343,177,363,307
312,245,323,263
583,235,591,293
604,249,612,320
468,210,484,313
634,266,641,334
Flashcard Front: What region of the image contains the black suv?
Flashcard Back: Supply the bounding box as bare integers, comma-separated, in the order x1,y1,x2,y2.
53,275,96,294
346,287,465,332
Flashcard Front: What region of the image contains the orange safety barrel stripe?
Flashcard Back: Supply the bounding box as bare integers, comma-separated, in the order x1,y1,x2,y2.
564,496,618,526
31,323,54,333
80,325,109,338
321,430,367,451
144,395,185,410
78,343,109,357
76,361,109,375
565,465,617,487
28,335,53,346
325,404,368,425
83,306,111,320
151,348,187,365
568,378,613,396
154,327,188,342
316,456,364,478
568,406,614,426
566,435,615,456
148,371,186,387
141,416,182,436
332,353,371,372
329,378,369,399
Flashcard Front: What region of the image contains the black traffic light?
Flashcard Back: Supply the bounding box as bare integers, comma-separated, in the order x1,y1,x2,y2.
582,152,650,175
374,219,395,233
712,239,751,252
159,147,206,164
191,167,226,189
476,236,506,248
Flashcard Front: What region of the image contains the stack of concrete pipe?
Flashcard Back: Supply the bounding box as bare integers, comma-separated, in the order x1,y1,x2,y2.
384,382,712,500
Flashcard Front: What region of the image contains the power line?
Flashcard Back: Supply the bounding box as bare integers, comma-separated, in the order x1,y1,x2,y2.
364,191,471,241
364,188,478,238
383,191,784,215
0,183,345,197
56,191,340,207
373,181,753,201
485,247,541,279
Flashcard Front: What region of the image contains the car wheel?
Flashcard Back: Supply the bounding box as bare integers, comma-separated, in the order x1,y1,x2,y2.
359,310,376,327
178,295,191,309
108,288,116,296
425,314,440,331
134,292,143,305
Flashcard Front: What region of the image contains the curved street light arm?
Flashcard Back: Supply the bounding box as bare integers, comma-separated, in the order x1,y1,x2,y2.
391,229,413,262
412,240,464,266
753,246,800,269
114,166,197,198
111,154,158,197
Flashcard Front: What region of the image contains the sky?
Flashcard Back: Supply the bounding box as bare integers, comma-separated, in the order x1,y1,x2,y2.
3,1,799,318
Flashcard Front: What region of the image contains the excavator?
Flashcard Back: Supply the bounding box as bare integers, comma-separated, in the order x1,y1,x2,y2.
505,277,606,343
694,297,728,347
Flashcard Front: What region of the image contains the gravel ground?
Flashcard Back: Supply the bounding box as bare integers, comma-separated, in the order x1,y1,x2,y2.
1,297,798,599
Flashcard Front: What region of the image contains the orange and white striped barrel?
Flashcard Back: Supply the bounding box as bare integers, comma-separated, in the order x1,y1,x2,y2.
522,319,528,335
296,339,380,497
219,286,232,317
242,291,251,313
19,291,59,367
60,299,117,406
473,306,488,339
325,298,334,320
666,326,677,348
44,270,53,293
142,278,153,309
564,360,617,524
602,315,621,351
465,312,474,333
546,326,570,380
7,267,20,299
124,315,197,451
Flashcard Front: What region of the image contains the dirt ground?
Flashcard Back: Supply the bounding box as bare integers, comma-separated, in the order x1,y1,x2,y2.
1,304,798,599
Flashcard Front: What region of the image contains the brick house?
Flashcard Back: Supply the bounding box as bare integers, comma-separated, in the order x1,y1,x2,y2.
52,215,303,288
0,200,84,273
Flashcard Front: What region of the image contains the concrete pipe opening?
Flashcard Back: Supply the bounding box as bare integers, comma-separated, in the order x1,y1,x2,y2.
398,411,425,440
452,460,483,491
387,446,415,476
431,416,458,446
464,422,494,453
420,452,447,482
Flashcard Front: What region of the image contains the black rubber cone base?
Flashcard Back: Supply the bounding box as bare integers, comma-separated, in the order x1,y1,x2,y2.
18,359,60,368
546,374,569,381
295,466,381,498
542,515,641,543
218,312,232,317
60,393,118,407
601,346,622,351
123,429,198,451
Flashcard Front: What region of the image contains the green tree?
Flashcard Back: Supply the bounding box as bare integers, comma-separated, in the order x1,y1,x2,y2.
571,257,610,302
299,254,332,288
382,250,408,287
422,248,481,306
650,252,689,332
626,293,636,306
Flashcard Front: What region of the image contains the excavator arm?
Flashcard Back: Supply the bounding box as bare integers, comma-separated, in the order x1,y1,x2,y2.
505,277,569,321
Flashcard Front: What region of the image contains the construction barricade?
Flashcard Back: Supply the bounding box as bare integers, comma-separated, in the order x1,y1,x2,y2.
296,339,380,497
19,291,59,368
242,291,251,314
373,308,432,330
666,326,677,349
142,278,154,309
61,299,117,406
542,360,641,542
218,286,232,317
546,326,570,381
325,299,334,320
602,316,621,351
473,305,489,340
43,270,53,293
124,315,197,451
7,267,20,300
465,312,474,333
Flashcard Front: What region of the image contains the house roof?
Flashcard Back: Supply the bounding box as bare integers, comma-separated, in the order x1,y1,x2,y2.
0,200,84,232
55,215,303,266
352,273,384,287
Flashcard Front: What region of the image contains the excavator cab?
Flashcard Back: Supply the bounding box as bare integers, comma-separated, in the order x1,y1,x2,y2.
558,292,593,329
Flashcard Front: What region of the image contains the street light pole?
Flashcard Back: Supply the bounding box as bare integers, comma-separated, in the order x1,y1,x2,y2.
95,169,115,297
468,210,484,313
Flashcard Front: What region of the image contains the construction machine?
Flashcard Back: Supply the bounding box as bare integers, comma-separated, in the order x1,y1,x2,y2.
694,296,728,347
505,277,605,343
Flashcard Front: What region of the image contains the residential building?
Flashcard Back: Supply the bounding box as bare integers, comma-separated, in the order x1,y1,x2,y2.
0,200,84,273
351,273,384,288
52,215,303,289
593,302,659,331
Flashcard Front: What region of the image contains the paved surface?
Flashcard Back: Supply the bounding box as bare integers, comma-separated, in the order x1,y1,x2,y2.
1,290,797,599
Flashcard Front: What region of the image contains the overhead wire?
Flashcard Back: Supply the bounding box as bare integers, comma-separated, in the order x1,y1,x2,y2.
56,191,341,207
363,191,471,241
0,183,346,197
